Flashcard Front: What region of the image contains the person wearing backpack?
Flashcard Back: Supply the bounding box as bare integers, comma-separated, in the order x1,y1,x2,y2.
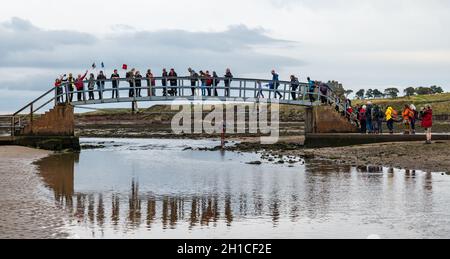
410,104,418,134
385,106,396,134
188,68,199,96
402,104,414,135
290,75,300,100
421,105,433,144
224,68,233,97
372,105,381,134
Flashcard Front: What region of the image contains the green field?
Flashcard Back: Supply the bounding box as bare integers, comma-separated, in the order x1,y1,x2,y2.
353,93,450,115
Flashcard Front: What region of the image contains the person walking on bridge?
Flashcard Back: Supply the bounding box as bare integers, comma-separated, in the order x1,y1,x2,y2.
290,75,300,100
188,68,199,96
146,69,156,97
87,73,95,100
111,69,120,99
270,70,282,99
96,71,107,99
162,68,168,96
168,68,178,96
421,105,433,144
307,77,316,103
75,70,88,102
224,68,233,97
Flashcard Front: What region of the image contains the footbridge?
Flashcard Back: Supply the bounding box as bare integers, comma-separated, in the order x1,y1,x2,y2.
0,76,363,150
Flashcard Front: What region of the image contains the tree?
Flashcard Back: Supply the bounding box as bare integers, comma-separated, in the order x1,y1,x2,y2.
404,87,416,97
384,88,400,98
430,85,444,94
415,87,433,95
344,89,354,98
366,89,374,99
356,89,365,99
372,89,384,98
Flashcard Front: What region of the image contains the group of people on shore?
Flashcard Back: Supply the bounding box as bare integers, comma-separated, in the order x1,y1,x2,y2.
344,101,434,144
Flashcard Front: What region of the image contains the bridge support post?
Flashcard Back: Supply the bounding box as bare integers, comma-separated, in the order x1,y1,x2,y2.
305,107,315,134
131,101,137,114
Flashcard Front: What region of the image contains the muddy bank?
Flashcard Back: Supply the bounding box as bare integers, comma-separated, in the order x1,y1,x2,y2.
228,140,450,173
0,146,68,239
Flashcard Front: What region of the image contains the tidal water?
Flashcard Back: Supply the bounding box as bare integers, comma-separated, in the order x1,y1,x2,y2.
35,138,450,239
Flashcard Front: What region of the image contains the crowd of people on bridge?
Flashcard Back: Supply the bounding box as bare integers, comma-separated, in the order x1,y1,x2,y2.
341,100,433,144
54,67,336,104
54,66,434,143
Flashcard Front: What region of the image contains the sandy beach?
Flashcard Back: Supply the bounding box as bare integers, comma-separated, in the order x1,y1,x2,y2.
0,146,68,239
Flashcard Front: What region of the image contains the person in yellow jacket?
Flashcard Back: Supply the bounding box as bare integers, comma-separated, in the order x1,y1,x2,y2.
385,106,396,134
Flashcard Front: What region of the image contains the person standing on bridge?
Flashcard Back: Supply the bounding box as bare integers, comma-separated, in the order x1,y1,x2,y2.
146,69,156,97
126,69,136,97
307,77,316,103
213,71,220,96
66,73,76,102
421,105,433,144
168,68,178,96
290,75,300,100
224,68,233,97
54,77,64,103
205,71,213,97
87,73,95,100
75,70,88,102
199,71,206,96
270,70,282,99
188,68,199,96
162,68,168,96
135,71,143,97
111,69,120,99
96,71,107,100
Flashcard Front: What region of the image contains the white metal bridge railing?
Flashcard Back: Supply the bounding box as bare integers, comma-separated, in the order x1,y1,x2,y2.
7,76,358,137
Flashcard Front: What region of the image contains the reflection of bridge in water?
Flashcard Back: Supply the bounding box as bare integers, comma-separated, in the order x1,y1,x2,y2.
35,153,436,237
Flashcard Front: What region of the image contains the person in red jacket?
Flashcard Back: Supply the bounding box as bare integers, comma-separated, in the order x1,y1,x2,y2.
75,70,88,101
421,105,433,144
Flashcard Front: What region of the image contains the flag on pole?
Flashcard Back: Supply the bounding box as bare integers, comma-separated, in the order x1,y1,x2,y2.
101,62,105,69
122,64,128,70
92,63,96,69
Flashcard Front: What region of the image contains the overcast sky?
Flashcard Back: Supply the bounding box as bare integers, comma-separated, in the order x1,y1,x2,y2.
1,0,449,113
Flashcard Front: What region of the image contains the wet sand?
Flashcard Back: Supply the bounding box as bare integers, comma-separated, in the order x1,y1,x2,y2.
0,146,68,239
270,141,450,173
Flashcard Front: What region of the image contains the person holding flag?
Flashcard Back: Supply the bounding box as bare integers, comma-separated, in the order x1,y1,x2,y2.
75,70,89,101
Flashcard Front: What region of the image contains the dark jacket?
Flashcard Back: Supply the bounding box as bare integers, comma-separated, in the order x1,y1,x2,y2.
224,72,233,87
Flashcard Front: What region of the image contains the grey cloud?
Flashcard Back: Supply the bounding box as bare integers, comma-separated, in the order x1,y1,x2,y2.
0,18,303,80
0,17,96,54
